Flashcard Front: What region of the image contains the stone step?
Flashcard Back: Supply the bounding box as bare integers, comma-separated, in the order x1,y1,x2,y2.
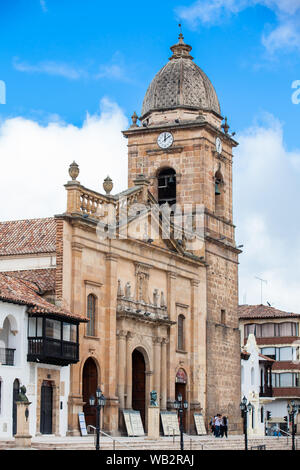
1,436,298,451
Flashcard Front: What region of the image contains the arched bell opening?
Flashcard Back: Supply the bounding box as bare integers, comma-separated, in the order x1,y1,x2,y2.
157,168,176,206
214,169,224,217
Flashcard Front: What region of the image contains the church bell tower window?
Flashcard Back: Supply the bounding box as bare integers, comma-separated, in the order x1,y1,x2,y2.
157,168,176,206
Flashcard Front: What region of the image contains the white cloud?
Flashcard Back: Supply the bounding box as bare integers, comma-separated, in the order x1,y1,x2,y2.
176,0,300,54
12,54,131,82
234,113,300,312
40,0,47,13
262,21,300,54
0,98,128,221
13,57,87,80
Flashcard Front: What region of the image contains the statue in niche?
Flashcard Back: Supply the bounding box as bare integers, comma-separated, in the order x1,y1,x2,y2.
117,279,123,297
160,291,166,308
150,390,158,407
125,282,131,298
153,289,159,306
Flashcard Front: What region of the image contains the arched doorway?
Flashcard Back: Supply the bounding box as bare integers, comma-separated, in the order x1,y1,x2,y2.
40,380,53,434
12,379,20,435
82,357,98,428
175,368,188,432
132,349,146,428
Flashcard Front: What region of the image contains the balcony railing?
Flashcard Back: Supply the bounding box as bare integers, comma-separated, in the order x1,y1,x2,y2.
259,385,273,397
28,337,79,366
0,348,15,366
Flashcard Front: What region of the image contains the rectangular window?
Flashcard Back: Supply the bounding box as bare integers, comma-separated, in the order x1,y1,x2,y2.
279,347,293,361
45,319,61,340
37,318,43,337
280,373,293,387
261,347,276,360
261,323,275,337
245,324,255,337
63,323,77,342
28,317,36,337
278,322,297,337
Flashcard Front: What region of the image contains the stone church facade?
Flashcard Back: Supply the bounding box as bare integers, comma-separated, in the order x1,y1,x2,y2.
61,33,242,435
0,33,242,436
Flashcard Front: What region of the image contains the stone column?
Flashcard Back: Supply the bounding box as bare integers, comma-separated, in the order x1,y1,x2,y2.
117,330,127,409
167,271,177,405
103,252,119,433
126,332,133,409
153,337,162,405
68,242,84,436
14,401,32,448
160,338,168,410
190,279,200,405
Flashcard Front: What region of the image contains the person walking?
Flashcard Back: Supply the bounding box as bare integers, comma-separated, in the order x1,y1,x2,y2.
215,414,222,438
221,415,228,438
209,417,215,435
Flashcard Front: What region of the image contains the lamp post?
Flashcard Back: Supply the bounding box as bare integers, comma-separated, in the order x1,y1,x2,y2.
89,387,106,451
287,401,297,451
240,396,253,451
173,393,188,451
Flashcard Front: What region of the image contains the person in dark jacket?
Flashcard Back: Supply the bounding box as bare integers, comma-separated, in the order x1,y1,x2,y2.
220,415,228,438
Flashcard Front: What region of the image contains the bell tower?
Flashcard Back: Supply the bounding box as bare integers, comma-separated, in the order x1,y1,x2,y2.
123,32,242,432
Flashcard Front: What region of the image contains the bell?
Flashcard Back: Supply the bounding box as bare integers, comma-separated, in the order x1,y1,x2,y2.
215,183,221,195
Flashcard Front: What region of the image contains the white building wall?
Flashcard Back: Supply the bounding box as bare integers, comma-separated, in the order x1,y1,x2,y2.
241,334,265,436
0,300,70,438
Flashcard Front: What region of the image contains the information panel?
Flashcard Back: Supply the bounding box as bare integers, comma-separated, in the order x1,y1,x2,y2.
78,412,88,436
160,411,180,436
194,413,207,435
123,410,145,437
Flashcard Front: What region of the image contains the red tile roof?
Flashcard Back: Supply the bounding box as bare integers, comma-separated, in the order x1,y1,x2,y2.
0,218,56,255
1,269,56,294
238,304,300,320
0,273,86,322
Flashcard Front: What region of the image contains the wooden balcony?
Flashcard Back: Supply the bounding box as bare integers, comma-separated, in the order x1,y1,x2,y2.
259,385,273,398
0,347,15,366
27,337,79,366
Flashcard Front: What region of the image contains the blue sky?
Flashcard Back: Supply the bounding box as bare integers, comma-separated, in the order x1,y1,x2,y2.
1,0,300,310
0,0,299,143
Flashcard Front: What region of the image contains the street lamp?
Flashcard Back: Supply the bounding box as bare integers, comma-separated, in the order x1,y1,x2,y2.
89,387,106,450
173,393,188,451
240,396,253,451
287,400,298,451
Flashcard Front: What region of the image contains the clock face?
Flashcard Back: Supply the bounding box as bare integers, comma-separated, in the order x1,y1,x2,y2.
216,137,222,154
157,132,174,149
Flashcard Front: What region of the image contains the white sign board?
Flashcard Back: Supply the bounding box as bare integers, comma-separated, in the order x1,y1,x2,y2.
78,412,88,436
123,410,145,437
160,411,180,436
194,413,207,435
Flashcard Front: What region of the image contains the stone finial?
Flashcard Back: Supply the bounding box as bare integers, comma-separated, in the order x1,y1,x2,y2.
103,176,113,195
69,161,80,181
131,111,139,128
222,117,230,134
169,25,193,61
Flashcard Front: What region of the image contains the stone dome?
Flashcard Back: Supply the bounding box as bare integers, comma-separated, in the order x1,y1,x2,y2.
141,34,221,118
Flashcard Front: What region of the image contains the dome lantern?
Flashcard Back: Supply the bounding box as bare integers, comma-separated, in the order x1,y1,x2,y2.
141,31,221,120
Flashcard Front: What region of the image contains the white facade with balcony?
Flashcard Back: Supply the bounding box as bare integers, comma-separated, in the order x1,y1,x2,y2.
0,300,70,439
